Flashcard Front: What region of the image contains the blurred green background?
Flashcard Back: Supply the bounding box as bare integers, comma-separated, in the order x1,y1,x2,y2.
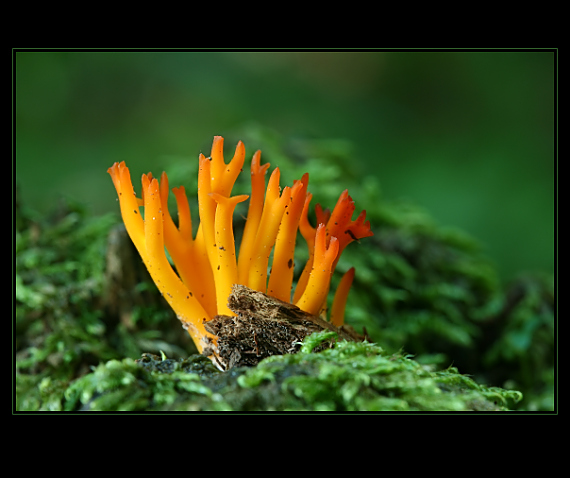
15,50,554,282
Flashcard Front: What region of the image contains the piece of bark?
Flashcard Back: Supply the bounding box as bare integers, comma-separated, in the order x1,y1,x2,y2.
203,284,364,371
103,225,165,328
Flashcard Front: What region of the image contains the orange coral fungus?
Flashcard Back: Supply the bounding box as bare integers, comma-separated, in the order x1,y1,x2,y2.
108,136,372,360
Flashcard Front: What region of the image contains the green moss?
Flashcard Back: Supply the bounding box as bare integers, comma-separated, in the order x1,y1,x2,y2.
61,332,521,411
15,195,194,411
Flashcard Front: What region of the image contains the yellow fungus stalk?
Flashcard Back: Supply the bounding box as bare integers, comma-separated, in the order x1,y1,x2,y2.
209,192,249,316
247,171,292,292
108,136,372,362
107,164,213,352
237,150,270,286
267,174,309,301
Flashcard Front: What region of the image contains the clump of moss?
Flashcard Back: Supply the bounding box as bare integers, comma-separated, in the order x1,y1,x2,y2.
15,193,192,411
64,354,222,411
62,331,521,411
16,195,113,410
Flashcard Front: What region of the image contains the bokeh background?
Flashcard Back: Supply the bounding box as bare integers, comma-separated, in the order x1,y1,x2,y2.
15,50,554,282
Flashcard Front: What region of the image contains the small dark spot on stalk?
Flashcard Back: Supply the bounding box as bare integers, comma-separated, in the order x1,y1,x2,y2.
345,229,358,241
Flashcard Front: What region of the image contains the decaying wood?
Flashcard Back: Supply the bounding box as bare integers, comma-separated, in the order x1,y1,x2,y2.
202,284,365,371
103,225,165,327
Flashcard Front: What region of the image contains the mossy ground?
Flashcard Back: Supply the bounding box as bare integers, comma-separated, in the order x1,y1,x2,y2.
15,127,554,412
62,332,522,411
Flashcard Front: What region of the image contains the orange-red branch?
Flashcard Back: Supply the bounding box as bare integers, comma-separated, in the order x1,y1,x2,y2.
295,224,339,316
330,267,355,327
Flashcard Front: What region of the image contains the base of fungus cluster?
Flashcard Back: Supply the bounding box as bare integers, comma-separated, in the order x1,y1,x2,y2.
201,284,366,371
